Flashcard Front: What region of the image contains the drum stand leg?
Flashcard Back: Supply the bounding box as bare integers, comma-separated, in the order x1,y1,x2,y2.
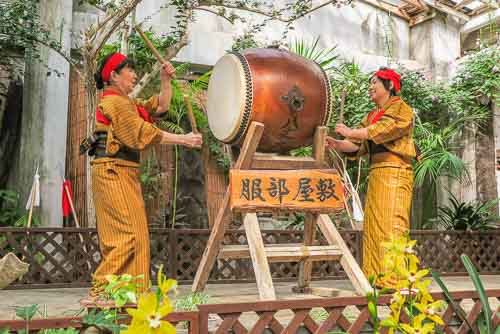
192,122,264,293
193,123,371,298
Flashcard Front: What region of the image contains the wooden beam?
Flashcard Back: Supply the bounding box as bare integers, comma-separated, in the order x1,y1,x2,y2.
251,155,317,170
317,214,371,295
298,213,316,289
461,8,500,34
454,0,475,8
243,212,276,300
469,3,492,15
400,0,427,10
313,126,327,168
410,11,437,26
358,0,411,20
218,244,343,262
477,0,498,9
422,0,471,20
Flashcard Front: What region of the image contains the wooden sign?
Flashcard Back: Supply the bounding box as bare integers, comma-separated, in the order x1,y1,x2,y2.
230,169,344,212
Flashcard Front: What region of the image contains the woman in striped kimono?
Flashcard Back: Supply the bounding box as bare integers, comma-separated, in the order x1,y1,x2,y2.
326,68,416,288
86,52,202,299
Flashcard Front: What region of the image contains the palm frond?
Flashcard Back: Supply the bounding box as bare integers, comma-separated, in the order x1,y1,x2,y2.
289,37,338,73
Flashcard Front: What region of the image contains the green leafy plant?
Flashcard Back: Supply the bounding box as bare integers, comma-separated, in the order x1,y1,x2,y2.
174,292,210,311
426,192,499,231
432,254,497,333
0,0,70,75
81,309,124,334
98,29,177,78
367,236,446,334
102,274,143,307
462,254,493,333
0,190,21,226
175,292,210,329
289,37,338,73
15,304,39,321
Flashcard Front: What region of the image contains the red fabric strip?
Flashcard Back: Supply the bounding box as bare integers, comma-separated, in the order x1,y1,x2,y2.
62,180,73,218
102,53,127,82
95,89,153,125
375,69,401,92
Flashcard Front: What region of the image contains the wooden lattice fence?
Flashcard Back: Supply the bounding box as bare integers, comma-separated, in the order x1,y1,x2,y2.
0,228,499,289
1,290,499,333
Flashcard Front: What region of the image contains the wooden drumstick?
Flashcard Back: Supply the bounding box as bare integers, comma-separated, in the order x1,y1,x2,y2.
183,94,199,134
339,89,346,125
135,25,176,78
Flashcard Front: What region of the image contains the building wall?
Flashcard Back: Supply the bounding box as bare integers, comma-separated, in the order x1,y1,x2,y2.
8,0,73,227
74,0,416,71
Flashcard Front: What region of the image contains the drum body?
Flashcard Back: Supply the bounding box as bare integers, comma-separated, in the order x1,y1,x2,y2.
207,48,332,153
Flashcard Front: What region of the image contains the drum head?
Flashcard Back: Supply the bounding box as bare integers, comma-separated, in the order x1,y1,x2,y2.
207,54,249,143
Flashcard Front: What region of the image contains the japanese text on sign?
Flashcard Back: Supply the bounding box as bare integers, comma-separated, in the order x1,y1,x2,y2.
230,169,344,212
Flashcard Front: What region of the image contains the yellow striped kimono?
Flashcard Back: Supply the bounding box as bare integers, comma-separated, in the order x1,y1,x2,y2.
91,88,162,293
349,97,416,286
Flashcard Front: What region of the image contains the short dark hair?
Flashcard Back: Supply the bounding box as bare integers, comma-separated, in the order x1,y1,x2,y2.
370,67,398,96
94,53,136,90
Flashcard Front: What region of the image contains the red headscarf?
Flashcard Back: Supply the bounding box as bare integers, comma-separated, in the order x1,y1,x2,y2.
101,53,127,82
375,69,401,92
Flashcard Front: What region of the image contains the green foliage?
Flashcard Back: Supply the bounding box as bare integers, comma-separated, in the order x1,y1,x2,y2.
0,189,42,227
426,192,499,231
15,304,39,321
0,0,69,75
98,29,176,77
431,271,473,330
139,152,161,202
462,254,493,333
174,292,210,311
0,328,10,334
326,46,498,192
432,254,496,333
81,309,125,334
175,292,210,329
103,274,142,307
232,31,262,51
329,62,373,128
289,37,338,73
451,47,499,108
0,190,21,226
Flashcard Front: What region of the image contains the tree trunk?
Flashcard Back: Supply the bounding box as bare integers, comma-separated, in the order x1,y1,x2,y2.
475,112,499,214
0,52,24,188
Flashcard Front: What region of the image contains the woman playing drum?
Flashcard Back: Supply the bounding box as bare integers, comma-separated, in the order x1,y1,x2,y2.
326,68,415,288
85,52,202,299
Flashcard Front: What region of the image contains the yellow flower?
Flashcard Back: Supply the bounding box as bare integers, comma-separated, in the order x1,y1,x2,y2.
400,314,435,334
122,293,175,334
415,300,445,325
157,265,177,297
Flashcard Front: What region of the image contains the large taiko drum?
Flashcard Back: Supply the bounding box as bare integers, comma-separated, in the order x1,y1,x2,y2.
206,48,332,153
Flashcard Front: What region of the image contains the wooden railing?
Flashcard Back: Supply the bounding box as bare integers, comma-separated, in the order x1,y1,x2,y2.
1,290,499,333
1,228,499,289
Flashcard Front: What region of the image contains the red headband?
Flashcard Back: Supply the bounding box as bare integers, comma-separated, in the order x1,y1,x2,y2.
375,69,401,92
101,53,127,82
